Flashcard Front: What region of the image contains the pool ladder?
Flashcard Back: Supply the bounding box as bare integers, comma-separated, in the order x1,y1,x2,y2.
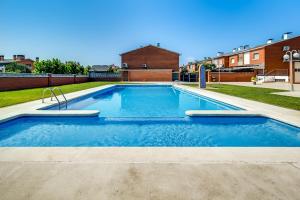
42,87,68,110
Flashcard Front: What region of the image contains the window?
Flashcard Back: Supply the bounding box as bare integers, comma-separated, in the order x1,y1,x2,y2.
283,46,290,51
238,55,243,64
253,53,260,60
231,58,235,64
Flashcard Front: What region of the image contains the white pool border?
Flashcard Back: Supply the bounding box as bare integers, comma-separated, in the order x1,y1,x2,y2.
0,83,300,164
1,83,300,127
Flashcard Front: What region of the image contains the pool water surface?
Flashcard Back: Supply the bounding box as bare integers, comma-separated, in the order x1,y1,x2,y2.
1,85,299,147
47,85,240,117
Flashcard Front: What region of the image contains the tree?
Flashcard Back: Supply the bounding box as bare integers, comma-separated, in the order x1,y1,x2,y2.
202,63,216,70
107,65,120,73
83,65,91,75
194,60,216,71
5,62,31,73
65,61,84,74
33,58,86,74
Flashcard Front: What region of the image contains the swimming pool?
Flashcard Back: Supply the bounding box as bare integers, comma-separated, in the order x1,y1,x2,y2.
0,116,300,147
46,85,240,117
1,84,300,147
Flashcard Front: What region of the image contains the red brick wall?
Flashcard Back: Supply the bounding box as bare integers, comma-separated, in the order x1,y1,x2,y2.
75,77,89,83
121,45,179,72
90,77,121,81
208,72,255,82
228,55,239,67
127,70,172,81
223,57,229,67
249,48,265,66
0,77,49,91
265,36,300,74
50,77,75,86
0,75,89,91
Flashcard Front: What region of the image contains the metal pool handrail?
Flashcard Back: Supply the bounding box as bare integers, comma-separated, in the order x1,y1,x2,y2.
42,87,68,110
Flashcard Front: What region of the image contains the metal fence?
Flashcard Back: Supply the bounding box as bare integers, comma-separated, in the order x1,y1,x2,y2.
89,72,122,79
0,72,48,77
0,73,88,78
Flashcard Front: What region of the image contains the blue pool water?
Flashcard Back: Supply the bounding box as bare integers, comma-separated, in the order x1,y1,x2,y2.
47,85,240,117
0,116,300,147
1,85,300,147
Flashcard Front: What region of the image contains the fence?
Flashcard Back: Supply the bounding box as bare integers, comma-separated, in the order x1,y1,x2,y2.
180,73,199,82
89,72,122,81
125,69,173,82
208,71,255,82
0,73,88,91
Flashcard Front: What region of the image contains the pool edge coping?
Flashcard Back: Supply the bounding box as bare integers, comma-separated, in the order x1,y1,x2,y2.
0,83,300,128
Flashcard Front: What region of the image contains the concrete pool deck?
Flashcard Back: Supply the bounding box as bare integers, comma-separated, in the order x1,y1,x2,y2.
1,148,300,199
1,83,300,199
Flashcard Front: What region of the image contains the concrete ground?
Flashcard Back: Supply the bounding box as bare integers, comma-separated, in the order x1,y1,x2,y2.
273,91,300,97
213,82,300,91
0,148,300,200
1,83,300,199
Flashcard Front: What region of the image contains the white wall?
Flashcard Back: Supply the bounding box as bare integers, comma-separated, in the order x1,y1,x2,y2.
243,52,250,65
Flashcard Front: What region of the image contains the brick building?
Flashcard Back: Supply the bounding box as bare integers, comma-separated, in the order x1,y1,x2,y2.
212,32,300,82
0,55,37,72
120,44,180,81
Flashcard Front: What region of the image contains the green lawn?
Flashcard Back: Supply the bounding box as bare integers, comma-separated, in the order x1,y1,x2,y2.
185,83,300,111
0,82,122,108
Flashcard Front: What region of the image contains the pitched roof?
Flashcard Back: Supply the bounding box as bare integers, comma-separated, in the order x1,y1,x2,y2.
90,65,111,72
120,45,180,56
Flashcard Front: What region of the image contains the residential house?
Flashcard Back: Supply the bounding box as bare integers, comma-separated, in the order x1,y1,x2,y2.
120,44,180,81
0,55,37,72
90,64,117,72
212,32,300,82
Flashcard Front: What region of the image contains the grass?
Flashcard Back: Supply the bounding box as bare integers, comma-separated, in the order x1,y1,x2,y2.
0,82,122,108
185,83,300,111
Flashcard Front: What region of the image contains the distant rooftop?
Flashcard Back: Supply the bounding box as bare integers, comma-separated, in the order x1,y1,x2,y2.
120,44,180,56
213,32,299,59
90,65,116,72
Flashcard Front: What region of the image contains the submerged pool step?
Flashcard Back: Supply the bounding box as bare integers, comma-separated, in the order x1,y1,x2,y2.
0,110,100,124
25,110,100,117
186,110,262,117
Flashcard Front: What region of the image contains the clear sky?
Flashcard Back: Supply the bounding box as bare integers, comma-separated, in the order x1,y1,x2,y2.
1,0,300,66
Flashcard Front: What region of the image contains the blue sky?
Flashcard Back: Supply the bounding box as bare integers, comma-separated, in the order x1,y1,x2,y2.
1,0,300,66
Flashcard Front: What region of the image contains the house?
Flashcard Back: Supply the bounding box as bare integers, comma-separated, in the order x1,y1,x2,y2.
211,32,300,82
182,57,213,73
0,55,37,72
120,44,180,81
90,64,117,72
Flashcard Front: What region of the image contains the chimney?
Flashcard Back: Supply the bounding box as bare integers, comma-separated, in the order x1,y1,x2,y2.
282,32,292,40
267,38,273,44
0,55,4,61
238,46,244,51
13,55,17,60
244,45,250,49
157,43,160,47
217,52,224,57
16,55,25,60
232,48,237,53
35,57,39,62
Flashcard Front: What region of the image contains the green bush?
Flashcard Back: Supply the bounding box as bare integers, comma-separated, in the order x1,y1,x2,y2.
5,62,31,73
33,58,88,74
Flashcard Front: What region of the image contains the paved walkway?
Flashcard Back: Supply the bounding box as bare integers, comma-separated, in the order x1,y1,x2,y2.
217,81,300,91
273,91,300,97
